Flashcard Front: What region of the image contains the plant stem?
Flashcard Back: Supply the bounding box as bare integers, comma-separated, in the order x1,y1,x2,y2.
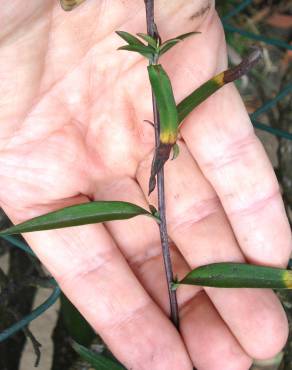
144,0,179,329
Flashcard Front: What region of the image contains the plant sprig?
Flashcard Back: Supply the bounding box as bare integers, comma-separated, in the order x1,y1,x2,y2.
116,30,199,63
1,3,277,368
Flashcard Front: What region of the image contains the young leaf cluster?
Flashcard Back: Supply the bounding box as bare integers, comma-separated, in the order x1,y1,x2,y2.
116,30,199,63
117,29,261,196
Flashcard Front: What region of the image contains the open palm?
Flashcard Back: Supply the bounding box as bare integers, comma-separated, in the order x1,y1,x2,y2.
0,1,291,369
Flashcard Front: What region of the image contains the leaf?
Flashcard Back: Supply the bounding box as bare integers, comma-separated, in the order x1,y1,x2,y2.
177,262,292,289
136,33,158,49
147,65,178,145
61,294,95,346
117,45,155,60
147,64,179,194
115,31,145,46
172,31,200,41
177,47,262,124
158,40,180,56
177,76,222,124
0,201,157,235
178,47,262,123
72,341,126,370
159,32,199,56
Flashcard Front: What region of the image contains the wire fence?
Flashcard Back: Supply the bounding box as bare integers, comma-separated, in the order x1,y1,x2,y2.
0,0,291,358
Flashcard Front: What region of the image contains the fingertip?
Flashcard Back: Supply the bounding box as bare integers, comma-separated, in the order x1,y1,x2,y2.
247,299,288,360
212,288,288,361
180,292,252,370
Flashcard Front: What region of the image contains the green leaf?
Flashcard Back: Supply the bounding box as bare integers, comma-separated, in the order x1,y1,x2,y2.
177,47,261,124
172,31,200,41
147,64,178,145
177,75,222,124
159,32,199,56
178,262,292,289
147,64,179,194
115,31,144,46
0,201,156,235
61,294,95,346
136,33,158,48
117,45,155,60
158,40,180,56
72,341,126,370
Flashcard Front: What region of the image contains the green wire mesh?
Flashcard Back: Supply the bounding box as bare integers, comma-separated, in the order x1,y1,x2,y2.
0,0,291,347
223,0,292,140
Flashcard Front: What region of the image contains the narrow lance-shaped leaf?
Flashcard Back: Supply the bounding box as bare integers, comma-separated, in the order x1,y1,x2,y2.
159,32,199,56
136,33,158,49
117,45,155,61
116,31,145,46
59,0,86,11
72,341,126,370
61,294,95,346
158,40,181,56
170,31,200,41
0,201,157,235
148,65,178,145
174,262,292,289
177,47,262,124
147,64,179,194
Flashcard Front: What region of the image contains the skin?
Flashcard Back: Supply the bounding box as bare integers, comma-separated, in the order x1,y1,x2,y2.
0,0,291,369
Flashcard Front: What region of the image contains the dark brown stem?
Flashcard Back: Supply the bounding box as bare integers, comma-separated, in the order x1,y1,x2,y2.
144,0,155,36
144,0,179,329
223,46,262,83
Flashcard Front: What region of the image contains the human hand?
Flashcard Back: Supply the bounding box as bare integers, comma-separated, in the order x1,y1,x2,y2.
0,1,291,369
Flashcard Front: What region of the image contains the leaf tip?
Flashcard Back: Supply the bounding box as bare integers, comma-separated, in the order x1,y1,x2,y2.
283,270,292,288
148,176,156,196
224,46,262,83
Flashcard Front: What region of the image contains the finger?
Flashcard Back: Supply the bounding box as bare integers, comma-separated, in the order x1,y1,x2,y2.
132,149,251,370
93,176,200,312
181,83,291,267
2,199,192,370
136,142,288,359
93,176,252,370
180,291,252,370
168,12,292,267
